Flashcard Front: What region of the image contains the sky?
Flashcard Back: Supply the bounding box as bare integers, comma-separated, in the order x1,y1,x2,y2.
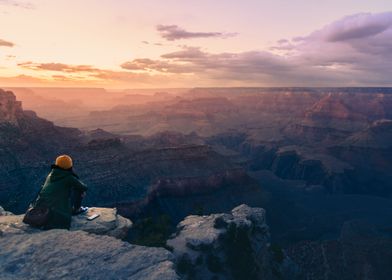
0,0,392,88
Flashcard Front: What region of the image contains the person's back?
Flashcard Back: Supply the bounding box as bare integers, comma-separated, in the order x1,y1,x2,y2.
33,155,88,229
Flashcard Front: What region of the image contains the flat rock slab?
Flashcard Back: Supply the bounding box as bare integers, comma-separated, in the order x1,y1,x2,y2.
0,207,132,239
0,229,179,280
71,207,133,239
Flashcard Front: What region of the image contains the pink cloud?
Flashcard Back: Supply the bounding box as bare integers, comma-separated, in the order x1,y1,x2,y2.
157,25,238,41
0,38,14,47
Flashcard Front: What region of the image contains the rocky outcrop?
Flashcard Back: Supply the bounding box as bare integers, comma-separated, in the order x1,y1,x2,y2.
117,169,265,224
148,169,252,198
167,204,297,280
246,145,354,194
1,205,298,280
0,206,179,279
0,230,179,280
0,89,23,124
0,207,132,239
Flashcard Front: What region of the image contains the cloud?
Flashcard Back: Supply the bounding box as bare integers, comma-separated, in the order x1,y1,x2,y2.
0,74,47,86
18,62,102,73
10,12,392,87
120,57,197,73
157,24,237,41
161,46,207,60
0,38,14,47
122,46,294,83
0,0,34,9
13,60,189,87
322,12,392,42
283,12,392,70
265,11,392,85
121,12,392,86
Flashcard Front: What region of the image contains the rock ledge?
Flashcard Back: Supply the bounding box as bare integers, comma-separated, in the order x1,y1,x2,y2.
0,207,132,239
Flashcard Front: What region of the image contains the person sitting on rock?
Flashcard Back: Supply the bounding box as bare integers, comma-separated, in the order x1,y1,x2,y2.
32,155,88,229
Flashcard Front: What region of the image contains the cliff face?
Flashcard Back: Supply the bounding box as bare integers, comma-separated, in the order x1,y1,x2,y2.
167,204,297,280
0,90,82,212
117,169,266,224
147,169,252,197
208,114,392,197
0,89,23,124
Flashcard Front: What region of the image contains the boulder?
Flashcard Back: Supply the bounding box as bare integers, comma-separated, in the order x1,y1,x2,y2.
0,207,132,239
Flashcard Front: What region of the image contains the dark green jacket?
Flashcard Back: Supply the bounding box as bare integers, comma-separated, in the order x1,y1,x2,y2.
34,166,87,230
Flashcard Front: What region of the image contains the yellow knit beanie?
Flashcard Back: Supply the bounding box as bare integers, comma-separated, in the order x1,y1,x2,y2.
55,155,73,170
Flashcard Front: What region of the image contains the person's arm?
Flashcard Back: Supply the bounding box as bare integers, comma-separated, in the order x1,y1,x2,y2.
68,175,88,192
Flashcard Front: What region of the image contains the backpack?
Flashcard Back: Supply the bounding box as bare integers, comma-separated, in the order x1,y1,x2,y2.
22,185,51,228
23,207,50,227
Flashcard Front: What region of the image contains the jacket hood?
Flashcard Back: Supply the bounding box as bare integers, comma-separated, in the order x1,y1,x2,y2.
49,165,79,181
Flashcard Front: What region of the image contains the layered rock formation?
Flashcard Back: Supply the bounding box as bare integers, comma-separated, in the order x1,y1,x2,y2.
6,87,391,201
208,115,392,196
63,88,392,137
267,146,354,193
118,169,266,224
167,204,297,280
1,89,259,215
0,89,23,124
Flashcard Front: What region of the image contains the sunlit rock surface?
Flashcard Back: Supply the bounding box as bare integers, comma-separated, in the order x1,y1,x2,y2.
0,207,132,239
0,206,179,280
0,230,179,280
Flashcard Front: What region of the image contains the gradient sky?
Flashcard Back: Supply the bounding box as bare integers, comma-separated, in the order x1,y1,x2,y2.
1,0,392,88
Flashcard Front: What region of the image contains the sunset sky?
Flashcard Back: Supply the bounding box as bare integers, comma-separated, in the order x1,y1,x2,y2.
1,0,392,88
